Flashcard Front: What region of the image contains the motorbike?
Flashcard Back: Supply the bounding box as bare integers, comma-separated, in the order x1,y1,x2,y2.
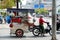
32,22,52,36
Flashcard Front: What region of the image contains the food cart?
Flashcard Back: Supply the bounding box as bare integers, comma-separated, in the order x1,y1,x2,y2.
7,8,35,37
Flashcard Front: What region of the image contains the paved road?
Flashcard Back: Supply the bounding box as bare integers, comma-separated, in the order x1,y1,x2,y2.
0,28,51,40
0,17,60,40
0,24,51,40
0,24,60,40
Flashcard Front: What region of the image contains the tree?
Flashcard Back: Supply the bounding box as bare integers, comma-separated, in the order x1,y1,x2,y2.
51,0,56,40
35,8,48,14
0,0,15,9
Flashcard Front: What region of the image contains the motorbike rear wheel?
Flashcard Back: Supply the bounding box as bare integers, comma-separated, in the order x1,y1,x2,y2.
32,28,40,36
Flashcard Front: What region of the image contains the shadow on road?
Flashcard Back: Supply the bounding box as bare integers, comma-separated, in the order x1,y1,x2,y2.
0,35,50,38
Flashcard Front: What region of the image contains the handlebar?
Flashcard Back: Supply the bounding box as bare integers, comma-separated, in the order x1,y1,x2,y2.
46,22,49,25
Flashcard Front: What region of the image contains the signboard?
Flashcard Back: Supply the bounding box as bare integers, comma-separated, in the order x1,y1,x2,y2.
34,3,44,9
39,3,44,8
34,4,39,9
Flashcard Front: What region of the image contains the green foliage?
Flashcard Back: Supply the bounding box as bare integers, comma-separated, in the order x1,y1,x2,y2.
0,0,15,9
6,0,15,8
1,12,6,17
18,0,21,2
35,8,48,14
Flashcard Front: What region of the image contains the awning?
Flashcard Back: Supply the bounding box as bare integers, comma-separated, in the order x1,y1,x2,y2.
7,8,35,13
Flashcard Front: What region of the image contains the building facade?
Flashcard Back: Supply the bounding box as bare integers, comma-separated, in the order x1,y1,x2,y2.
21,0,52,10
41,0,52,11
21,0,40,9
40,0,52,16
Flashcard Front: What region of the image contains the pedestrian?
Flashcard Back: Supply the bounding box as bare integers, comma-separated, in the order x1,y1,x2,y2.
5,15,11,24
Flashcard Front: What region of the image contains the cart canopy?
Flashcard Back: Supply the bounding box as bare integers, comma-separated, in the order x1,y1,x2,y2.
7,8,35,13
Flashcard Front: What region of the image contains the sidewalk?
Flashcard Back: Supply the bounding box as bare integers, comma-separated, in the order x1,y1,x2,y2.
37,33,60,40
24,32,60,40
0,23,60,40
0,23,9,28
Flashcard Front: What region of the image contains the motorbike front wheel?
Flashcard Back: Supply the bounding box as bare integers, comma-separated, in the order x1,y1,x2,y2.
32,28,40,36
49,30,52,36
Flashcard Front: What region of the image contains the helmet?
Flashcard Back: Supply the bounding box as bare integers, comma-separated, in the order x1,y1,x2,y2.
9,13,15,17
40,15,44,18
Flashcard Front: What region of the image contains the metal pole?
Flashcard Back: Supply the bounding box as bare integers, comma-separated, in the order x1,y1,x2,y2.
16,0,22,16
17,0,19,9
17,0,22,9
51,0,57,40
16,0,19,16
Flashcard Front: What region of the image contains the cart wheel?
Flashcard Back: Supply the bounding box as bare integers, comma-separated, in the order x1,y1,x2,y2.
15,29,24,37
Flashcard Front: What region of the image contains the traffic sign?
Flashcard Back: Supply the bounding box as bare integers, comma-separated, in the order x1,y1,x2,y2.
39,3,44,8
34,4,39,9
34,3,44,9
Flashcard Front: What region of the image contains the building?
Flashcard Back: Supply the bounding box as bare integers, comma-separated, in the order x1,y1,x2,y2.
19,0,52,16
21,0,40,9
20,0,52,10
40,0,52,16
41,0,52,11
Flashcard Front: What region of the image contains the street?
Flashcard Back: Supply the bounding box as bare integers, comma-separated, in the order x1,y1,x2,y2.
0,23,60,40
0,23,51,40
0,17,60,40
0,0,60,40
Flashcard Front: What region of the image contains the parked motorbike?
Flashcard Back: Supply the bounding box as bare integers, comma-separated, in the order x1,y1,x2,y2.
32,22,52,36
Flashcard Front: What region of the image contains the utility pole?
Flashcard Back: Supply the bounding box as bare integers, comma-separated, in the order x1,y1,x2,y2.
51,0,57,40
16,0,22,9
16,0,22,16
16,0,19,9
16,0,19,16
